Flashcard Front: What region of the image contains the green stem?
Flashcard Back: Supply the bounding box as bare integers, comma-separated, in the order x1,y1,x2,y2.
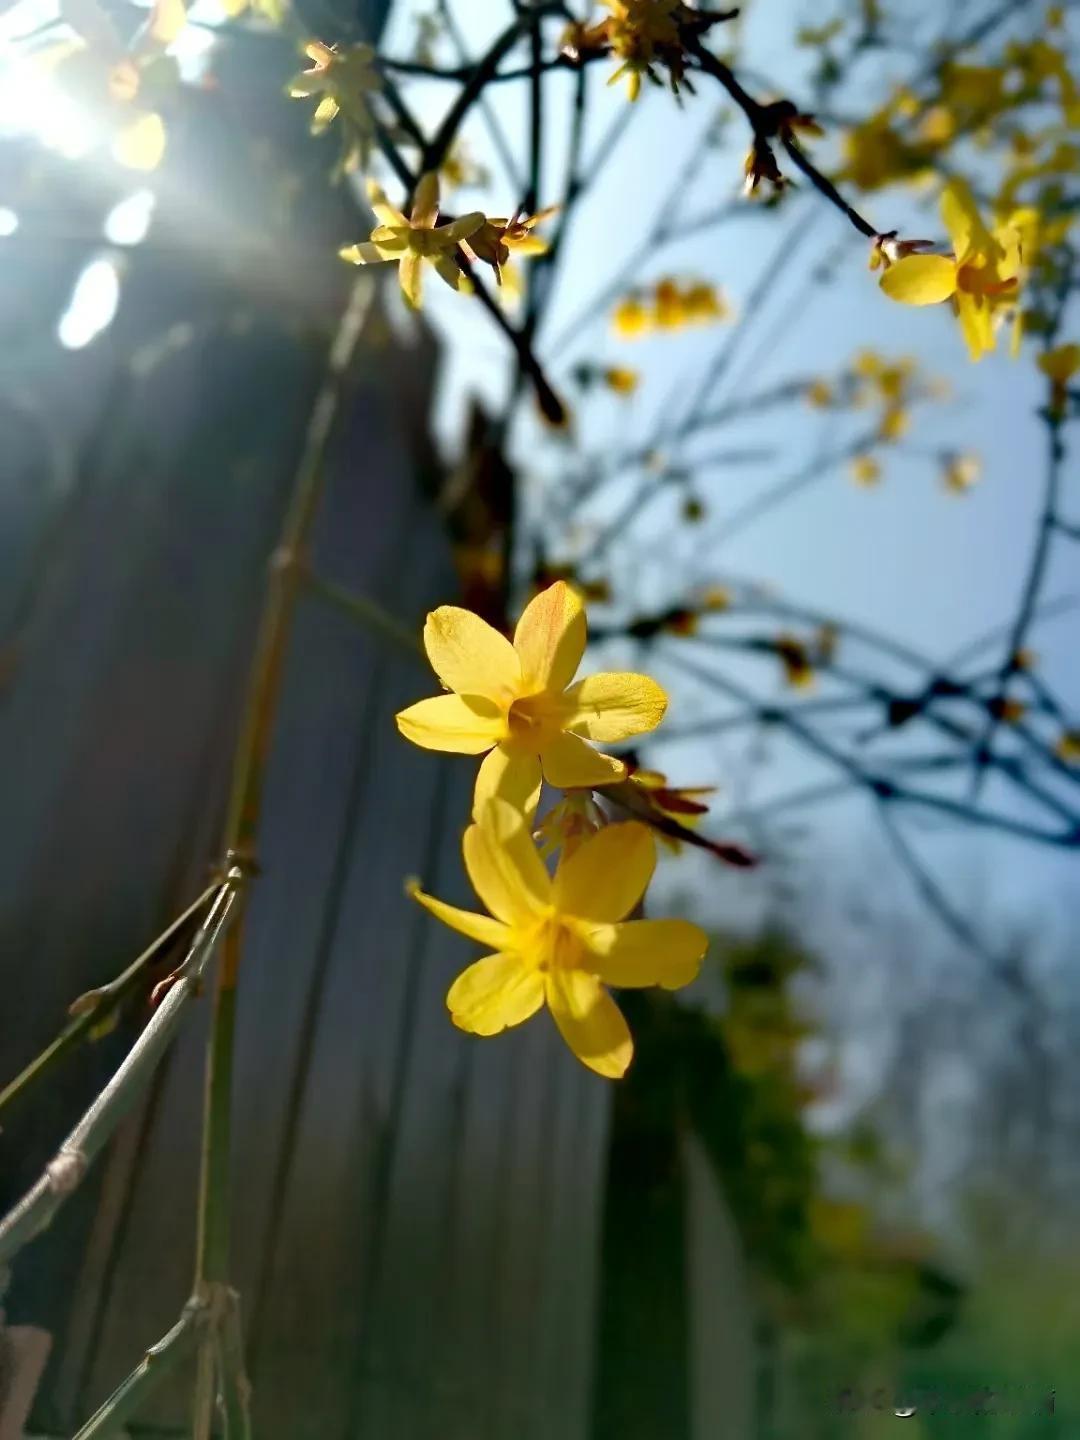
72,1298,207,1440
0,873,242,1267
189,282,376,1435
303,571,422,656
0,882,219,1123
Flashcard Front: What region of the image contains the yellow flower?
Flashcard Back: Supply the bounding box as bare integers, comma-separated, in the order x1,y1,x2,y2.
1037,342,1080,417
339,173,484,309
681,281,730,323
880,180,1024,361
464,205,557,284
612,294,650,338
841,112,927,191
603,366,640,395
1056,730,1080,764
942,452,981,492
653,277,686,328
411,799,707,1077
850,454,882,487
440,140,490,191
700,585,732,611
602,0,684,101
396,580,668,816
289,40,382,163
805,378,833,408
878,406,910,442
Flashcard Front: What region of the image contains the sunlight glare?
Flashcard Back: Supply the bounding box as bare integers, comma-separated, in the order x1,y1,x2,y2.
103,188,156,245
57,256,121,349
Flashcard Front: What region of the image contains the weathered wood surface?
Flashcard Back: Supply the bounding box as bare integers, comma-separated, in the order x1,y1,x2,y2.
0,309,609,1439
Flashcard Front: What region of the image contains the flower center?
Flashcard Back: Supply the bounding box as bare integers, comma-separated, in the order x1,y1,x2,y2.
507,691,564,745
529,914,584,973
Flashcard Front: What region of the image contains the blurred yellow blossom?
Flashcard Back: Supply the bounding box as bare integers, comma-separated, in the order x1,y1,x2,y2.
805,378,833,408
410,799,706,1077
612,294,650,338
1056,730,1080,764
289,41,382,166
700,585,732,612
396,580,668,816
850,455,882,487
603,366,640,395
942,453,982,493
440,140,491,191
611,278,730,338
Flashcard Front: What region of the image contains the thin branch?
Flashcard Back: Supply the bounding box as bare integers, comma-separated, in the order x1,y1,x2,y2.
303,571,423,656
0,872,243,1268
72,1296,207,1440
0,881,219,1123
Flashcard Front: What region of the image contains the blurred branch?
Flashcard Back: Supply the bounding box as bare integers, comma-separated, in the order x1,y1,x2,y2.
0,880,220,1124
303,571,423,656
0,872,243,1269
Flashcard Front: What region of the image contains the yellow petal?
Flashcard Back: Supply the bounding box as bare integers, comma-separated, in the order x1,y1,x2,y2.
339,241,397,264
411,170,440,228
879,254,958,305
409,883,511,949
540,731,626,789
434,253,464,291
366,179,407,229
581,918,706,990
473,745,542,823
562,672,668,742
395,693,505,753
398,252,424,309
513,580,586,694
464,797,552,924
545,970,632,1078
956,291,993,361
448,953,544,1036
941,178,993,263
423,605,522,702
442,211,486,243
553,822,655,922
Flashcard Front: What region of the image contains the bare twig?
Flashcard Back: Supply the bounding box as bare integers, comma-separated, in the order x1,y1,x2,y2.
0,881,219,1123
0,872,243,1268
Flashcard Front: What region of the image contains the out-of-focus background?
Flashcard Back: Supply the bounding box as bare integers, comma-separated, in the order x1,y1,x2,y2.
0,0,1078,1435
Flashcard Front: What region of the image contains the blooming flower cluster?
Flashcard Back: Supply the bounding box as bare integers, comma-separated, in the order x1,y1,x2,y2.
395,581,712,1077
561,1,728,102
612,278,731,338
806,349,951,488
879,180,1024,361
339,173,555,308
288,41,384,172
